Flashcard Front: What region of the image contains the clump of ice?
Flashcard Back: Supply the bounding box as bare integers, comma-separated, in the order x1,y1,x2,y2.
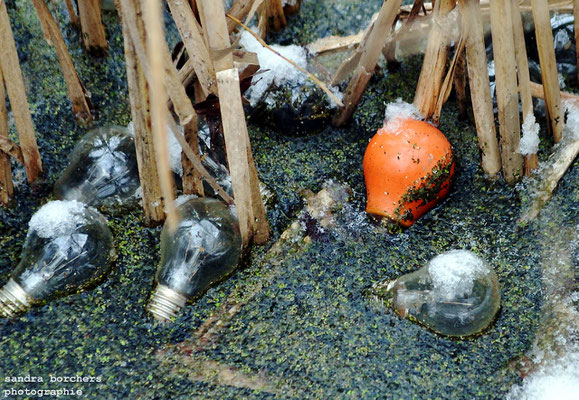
382,98,423,132
427,250,489,301
519,113,540,155
563,100,579,140
239,30,308,106
166,123,183,176
507,352,579,400
29,200,87,239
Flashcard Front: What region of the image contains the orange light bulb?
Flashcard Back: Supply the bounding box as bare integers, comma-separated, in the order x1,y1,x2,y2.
363,118,455,227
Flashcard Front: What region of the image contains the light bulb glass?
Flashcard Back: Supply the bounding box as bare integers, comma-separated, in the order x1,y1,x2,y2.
0,201,115,318
147,198,242,322
54,126,140,213
371,250,501,337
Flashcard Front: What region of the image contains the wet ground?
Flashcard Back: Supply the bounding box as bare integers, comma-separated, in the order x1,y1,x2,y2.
0,0,577,399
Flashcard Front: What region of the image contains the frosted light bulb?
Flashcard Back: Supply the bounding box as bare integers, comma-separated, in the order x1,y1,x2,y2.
0,201,115,318
147,198,242,322
54,126,140,213
371,250,501,337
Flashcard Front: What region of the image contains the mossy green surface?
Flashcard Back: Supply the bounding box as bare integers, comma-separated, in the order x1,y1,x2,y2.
0,0,577,399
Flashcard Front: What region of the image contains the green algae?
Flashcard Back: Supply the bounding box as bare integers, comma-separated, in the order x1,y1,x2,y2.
0,0,576,399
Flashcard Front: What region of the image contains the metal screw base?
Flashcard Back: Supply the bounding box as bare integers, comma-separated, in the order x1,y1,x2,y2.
147,284,187,323
0,279,32,318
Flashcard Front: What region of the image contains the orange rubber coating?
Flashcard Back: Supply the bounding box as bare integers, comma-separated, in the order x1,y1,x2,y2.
363,118,454,227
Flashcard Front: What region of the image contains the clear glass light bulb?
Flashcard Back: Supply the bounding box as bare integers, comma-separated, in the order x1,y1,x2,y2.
54,126,140,213
370,250,501,337
0,201,115,318
147,198,242,322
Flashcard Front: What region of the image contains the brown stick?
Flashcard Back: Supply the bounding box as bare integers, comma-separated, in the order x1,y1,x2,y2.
201,0,270,246
332,0,402,126
167,0,217,97
32,0,93,124
283,0,302,15
575,0,579,86
432,34,466,124
0,1,42,183
144,0,178,231
0,69,12,205
227,0,257,33
258,0,286,39
489,0,522,183
181,118,204,196
511,0,537,174
118,0,164,225
413,0,456,119
453,47,468,117
530,81,579,106
530,0,564,143
77,0,108,56
64,0,80,27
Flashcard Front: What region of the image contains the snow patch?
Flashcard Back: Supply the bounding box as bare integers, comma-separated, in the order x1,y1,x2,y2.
519,113,540,155
427,250,490,301
383,99,423,132
507,351,579,400
239,30,308,106
29,200,87,239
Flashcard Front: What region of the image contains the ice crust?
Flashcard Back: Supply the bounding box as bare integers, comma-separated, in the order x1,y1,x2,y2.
427,250,489,301
28,200,87,239
519,113,540,155
382,99,423,133
239,30,308,106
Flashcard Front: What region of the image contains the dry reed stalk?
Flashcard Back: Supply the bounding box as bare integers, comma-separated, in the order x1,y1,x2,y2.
332,0,402,126
307,32,365,56
283,0,302,15
77,0,108,55
575,0,579,85
530,81,579,106
530,0,564,143
413,0,456,119
510,0,538,174
490,0,522,183
258,0,286,39
144,0,178,231
117,0,164,225
181,118,205,196
32,0,93,124
0,1,42,183
331,14,379,84
432,33,466,124
0,69,12,205
201,0,270,246
453,48,468,116
64,0,80,27
167,0,217,97
227,0,260,34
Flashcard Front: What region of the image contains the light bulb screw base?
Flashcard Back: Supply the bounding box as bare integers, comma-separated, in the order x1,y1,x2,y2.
147,284,187,323
0,279,32,318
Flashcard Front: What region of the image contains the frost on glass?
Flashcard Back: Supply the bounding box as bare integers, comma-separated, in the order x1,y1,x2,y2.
370,250,501,337
0,201,115,317
54,126,140,213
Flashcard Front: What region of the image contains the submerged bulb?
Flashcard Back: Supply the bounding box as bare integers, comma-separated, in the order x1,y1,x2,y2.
54,126,140,213
0,201,115,318
372,250,500,337
147,198,242,322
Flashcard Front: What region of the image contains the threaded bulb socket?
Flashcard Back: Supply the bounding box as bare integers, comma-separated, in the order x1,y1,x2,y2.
0,279,32,318
147,284,187,323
